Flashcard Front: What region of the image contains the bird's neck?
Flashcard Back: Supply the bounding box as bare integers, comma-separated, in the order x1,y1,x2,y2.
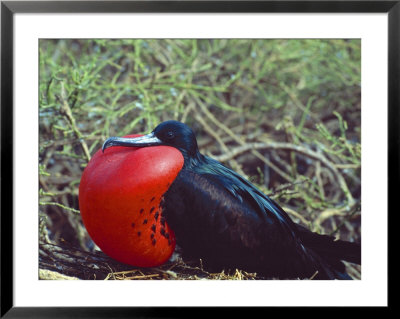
182,150,204,169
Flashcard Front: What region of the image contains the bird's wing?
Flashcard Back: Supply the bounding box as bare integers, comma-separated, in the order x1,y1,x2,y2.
193,156,300,237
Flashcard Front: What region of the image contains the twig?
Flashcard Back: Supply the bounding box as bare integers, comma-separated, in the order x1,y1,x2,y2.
315,161,326,201
39,201,80,214
281,206,310,226
329,204,361,236
194,112,249,178
56,82,91,162
180,100,195,123
267,178,309,196
105,264,117,280
212,141,355,205
194,95,294,183
309,271,319,280
280,82,318,122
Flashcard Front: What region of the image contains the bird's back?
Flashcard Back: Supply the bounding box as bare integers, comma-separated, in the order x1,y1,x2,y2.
163,155,356,279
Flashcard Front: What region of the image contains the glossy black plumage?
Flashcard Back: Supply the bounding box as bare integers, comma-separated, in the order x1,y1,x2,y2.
103,120,361,279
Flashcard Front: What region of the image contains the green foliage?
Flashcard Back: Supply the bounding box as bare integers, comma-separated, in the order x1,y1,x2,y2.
39,39,360,142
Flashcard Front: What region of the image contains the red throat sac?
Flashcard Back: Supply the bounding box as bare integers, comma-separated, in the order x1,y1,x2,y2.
79,134,184,267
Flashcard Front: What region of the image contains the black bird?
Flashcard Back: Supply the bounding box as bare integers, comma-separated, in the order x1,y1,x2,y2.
103,120,361,279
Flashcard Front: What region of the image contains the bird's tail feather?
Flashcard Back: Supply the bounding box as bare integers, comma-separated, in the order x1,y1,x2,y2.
332,270,353,280
296,224,361,265
295,224,360,279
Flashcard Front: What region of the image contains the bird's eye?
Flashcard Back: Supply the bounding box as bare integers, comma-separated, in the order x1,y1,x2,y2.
166,131,174,139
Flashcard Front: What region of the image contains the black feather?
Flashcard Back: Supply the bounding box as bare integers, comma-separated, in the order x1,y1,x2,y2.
104,120,361,279
155,121,360,279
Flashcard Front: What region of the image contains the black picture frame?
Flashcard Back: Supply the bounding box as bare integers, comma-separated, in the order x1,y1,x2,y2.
1,1,395,317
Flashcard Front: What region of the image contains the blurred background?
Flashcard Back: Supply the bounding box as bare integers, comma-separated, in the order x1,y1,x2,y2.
39,39,361,280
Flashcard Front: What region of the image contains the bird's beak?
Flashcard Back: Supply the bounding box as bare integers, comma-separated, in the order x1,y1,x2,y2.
102,133,163,152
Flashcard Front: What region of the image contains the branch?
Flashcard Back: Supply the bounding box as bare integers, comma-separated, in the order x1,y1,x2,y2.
212,141,355,205
193,95,294,183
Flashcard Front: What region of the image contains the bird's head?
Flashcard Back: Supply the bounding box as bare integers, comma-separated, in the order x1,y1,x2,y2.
103,120,200,160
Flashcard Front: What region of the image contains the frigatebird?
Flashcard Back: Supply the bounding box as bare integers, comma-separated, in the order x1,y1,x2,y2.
102,120,361,279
